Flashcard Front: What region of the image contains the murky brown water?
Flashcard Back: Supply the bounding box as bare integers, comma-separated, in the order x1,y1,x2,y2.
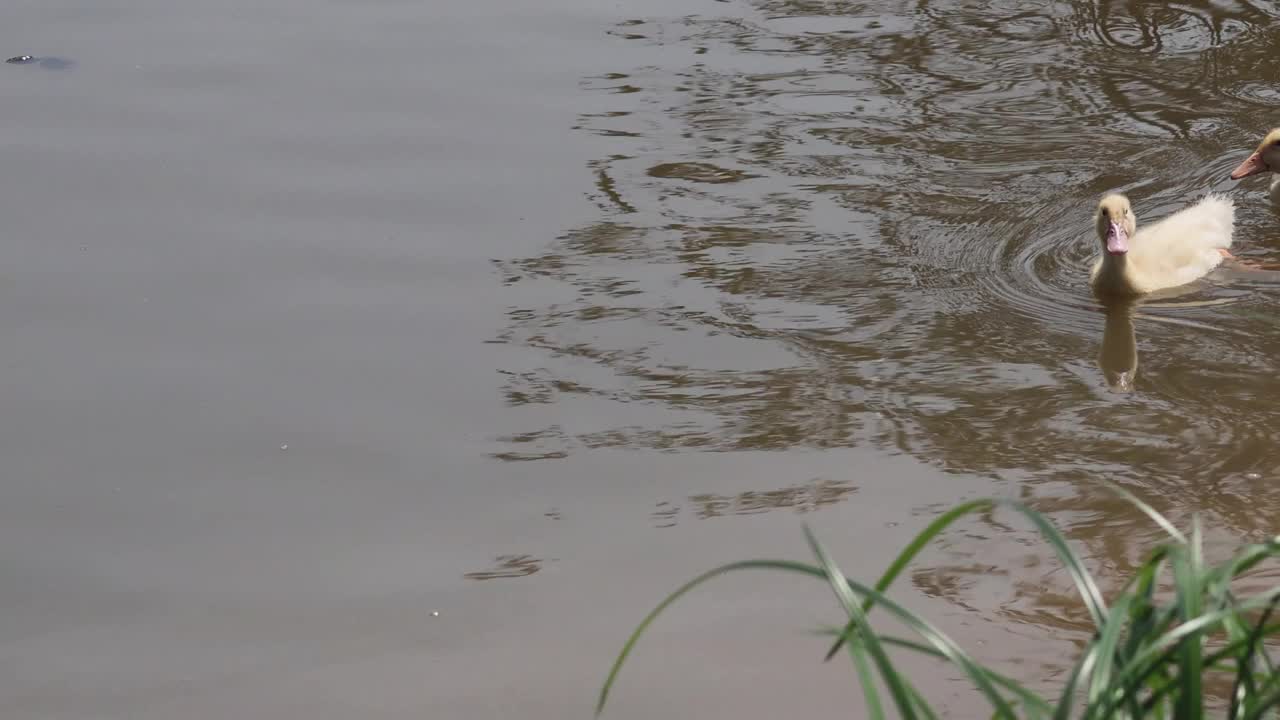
5,0,1280,718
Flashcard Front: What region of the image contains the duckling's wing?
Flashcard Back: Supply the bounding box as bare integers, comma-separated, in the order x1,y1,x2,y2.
1136,194,1234,251
1128,194,1233,290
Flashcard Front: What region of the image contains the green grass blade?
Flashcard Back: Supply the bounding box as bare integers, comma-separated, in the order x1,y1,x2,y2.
1084,594,1136,713
1141,665,1177,717
1121,548,1170,661
1136,620,1280,716
597,554,1022,719
594,558,825,717
833,576,1020,718
1208,539,1280,598
1000,498,1108,628
1230,598,1280,719
804,524,909,720
841,634,887,720
824,499,995,661
901,679,941,720
1174,518,1205,720
1051,652,1089,720
1087,587,1280,720
826,498,1108,662
1095,480,1186,543
871,635,1051,718
794,569,1023,717
1252,673,1280,720
1243,685,1280,720
1087,547,1193,720
813,626,1050,716
599,495,1280,720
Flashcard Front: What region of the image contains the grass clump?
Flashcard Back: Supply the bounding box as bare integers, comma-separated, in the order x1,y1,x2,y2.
595,483,1280,719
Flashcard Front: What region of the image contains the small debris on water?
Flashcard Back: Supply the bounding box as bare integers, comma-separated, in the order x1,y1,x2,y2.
464,554,544,580
6,55,74,70
1246,472,1262,480
280,444,288,451
431,610,440,617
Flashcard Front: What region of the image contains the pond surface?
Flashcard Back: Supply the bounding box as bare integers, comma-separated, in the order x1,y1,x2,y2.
4,0,1280,718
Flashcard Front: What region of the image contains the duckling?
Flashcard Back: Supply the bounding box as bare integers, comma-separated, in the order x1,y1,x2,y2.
1090,193,1233,296
1229,128,1280,204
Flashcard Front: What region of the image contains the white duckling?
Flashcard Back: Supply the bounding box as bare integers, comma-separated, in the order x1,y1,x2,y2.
1229,128,1280,204
1089,193,1234,296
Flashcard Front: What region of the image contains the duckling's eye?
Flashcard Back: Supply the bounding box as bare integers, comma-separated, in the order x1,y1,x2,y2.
1101,208,1109,217
1272,140,1280,147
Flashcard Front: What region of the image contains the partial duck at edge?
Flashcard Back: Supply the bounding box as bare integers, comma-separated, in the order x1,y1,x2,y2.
1230,128,1280,204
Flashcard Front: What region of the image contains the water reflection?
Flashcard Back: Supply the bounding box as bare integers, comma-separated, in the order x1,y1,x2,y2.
498,1,1280,478
494,0,1280,666
1098,299,1138,392
649,478,857,527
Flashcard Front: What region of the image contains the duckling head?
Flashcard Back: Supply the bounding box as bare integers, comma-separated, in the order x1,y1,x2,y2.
1230,128,1280,180
1096,194,1135,256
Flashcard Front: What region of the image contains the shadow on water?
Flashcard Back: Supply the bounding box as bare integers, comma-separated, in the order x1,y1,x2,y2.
494,0,1280,666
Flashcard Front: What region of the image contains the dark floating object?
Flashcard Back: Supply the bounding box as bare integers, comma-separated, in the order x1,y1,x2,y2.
646,161,759,184
463,554,545,580
6,55,74,69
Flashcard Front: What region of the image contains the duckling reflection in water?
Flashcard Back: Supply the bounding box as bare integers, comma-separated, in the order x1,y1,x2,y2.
1098,298,1139,393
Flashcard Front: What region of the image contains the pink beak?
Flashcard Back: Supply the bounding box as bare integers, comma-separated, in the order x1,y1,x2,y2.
1106,221,1128,255
1231,151,1268,180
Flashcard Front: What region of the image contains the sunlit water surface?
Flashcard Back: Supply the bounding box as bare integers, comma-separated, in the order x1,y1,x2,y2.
6,0,1280,718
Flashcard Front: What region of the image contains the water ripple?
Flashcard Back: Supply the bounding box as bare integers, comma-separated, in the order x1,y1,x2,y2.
496,0,1280,556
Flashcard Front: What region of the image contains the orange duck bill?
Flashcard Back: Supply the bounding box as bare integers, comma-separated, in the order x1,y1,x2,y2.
1231,151,1268,180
